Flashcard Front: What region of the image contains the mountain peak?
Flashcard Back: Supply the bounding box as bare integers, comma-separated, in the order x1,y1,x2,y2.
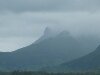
44,27,52,35
34,27,53,43
57,30,70,38
60,30,70,35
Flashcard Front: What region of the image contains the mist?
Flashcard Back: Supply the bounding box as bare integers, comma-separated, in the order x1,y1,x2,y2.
0,0,100,51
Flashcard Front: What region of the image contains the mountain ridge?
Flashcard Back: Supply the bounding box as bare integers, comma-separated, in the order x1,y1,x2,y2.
0,28,86,71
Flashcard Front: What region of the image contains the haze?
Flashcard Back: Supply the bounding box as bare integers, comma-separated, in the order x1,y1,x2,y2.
0,0,100,52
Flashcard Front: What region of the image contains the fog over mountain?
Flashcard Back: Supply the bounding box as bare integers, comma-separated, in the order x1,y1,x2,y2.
0,29,88,71
0,0,100,73
0,0,100,52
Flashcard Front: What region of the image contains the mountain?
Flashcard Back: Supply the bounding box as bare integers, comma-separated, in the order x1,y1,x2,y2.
0,28,86,71
77,35,100,53
35,27,60,44
34,27,53,44
47,45,100,72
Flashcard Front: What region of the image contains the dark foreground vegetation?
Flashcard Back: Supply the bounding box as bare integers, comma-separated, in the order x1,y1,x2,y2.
0,71,100,75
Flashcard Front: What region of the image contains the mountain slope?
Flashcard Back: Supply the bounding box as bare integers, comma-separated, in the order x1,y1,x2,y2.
49,45,100,72
0,30,86,71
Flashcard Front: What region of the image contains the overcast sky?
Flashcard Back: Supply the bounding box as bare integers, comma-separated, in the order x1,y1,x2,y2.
0,0,100,52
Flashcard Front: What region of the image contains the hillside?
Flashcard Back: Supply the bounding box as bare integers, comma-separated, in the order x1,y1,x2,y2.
47,45,100,72
0,29,85,71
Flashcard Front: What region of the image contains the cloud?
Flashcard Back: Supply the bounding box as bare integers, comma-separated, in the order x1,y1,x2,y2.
0,0,100,12
0,11,100,38
0,12,48,38
0,8,100,51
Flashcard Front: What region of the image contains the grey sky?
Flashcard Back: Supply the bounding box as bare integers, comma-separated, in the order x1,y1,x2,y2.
0,0,100,12
0,0,100,51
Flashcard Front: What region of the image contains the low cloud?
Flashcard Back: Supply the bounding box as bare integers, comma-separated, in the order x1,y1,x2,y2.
0,0,100,51
0,0,100,12
0,11,100,38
